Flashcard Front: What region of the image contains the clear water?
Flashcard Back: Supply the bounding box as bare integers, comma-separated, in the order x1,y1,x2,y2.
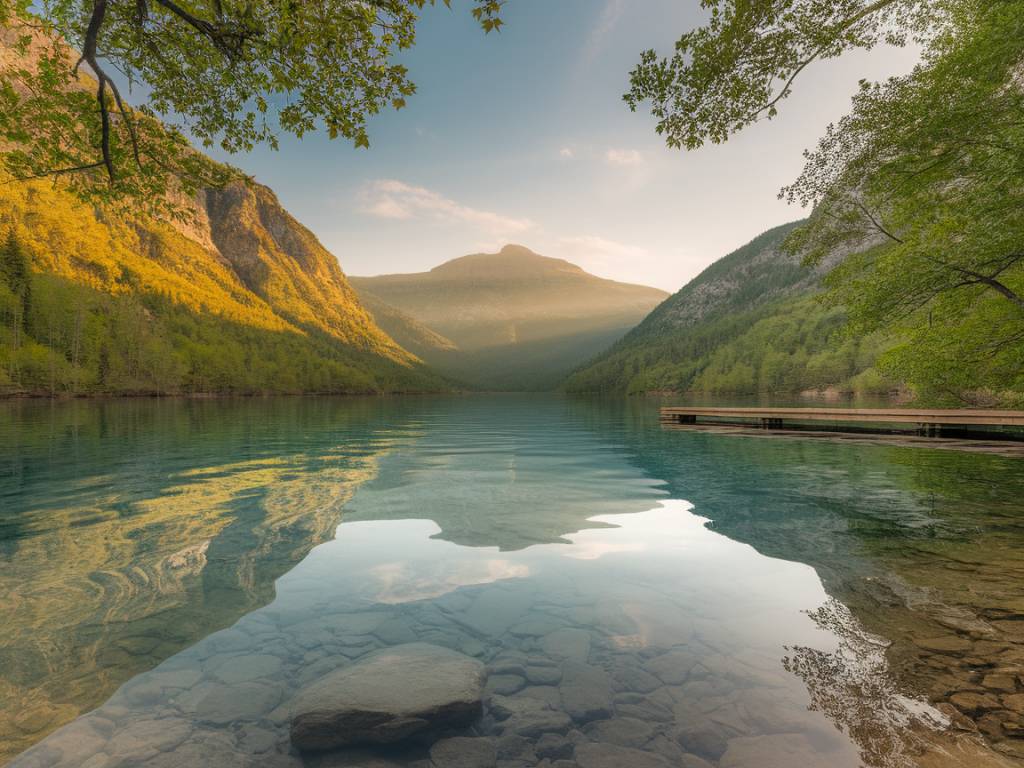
1,395,1023,768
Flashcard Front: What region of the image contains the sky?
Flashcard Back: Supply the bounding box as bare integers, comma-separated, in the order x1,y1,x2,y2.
204,0,920,292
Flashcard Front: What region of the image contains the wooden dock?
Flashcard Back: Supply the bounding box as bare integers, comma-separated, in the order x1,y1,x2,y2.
660,406,1024,438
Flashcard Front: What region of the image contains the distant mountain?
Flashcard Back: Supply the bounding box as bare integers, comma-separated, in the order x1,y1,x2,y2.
355,287,459,360
351,245,668,390
563,222,896,398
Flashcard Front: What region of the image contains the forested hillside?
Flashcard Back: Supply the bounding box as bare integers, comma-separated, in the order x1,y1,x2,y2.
0,180,446,396
563,223,896,398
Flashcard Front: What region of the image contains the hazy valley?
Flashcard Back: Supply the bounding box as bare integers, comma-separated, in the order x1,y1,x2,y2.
351,245,668,390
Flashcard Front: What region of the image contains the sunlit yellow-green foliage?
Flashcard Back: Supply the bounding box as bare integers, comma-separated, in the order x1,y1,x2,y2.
1,180,292,332
201,182,413,361
0,180,445,395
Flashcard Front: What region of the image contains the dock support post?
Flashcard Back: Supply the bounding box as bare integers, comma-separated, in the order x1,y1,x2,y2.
675,414,696,425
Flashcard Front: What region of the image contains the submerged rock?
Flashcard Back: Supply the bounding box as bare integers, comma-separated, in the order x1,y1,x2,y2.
289,643,485,752
913,635,973,655
558,662,612,724
429,736,497,767
574,742,672,768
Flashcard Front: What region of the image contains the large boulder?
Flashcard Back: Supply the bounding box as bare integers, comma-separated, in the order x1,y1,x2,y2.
289,643,485,752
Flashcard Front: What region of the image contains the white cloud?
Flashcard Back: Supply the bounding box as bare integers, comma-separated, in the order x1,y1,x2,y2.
363,197,412,220
580,0,626,68
559,147,574,159
555,235,650,278
605,148,644,167
359,179,533,236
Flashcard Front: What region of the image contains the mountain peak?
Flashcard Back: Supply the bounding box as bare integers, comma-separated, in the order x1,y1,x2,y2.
350,247,669,389
428,245,584,280
498,243,539,257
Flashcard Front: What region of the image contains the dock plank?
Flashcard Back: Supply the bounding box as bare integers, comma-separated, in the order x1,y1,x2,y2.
659,407,1024,429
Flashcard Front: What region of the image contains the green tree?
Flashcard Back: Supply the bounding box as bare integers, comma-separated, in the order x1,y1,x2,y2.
0,0,503,211
625,0,961,150
781,3,1024,401
627,0,1023,402
1,229,31,332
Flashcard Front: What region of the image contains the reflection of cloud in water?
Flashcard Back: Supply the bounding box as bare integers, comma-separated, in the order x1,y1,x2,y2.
367,557,530,604
553,501,700,561
555,539,647,560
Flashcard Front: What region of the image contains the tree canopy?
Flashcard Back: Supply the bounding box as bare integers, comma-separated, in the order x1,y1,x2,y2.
0,0,502,212
625,0,958,150
781,2,1024,401
629,0,1024,402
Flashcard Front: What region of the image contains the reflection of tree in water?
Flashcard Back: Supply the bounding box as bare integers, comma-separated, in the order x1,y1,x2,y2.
784,598,946,768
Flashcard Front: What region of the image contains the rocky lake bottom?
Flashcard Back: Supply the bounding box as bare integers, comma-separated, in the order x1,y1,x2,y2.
1,396,1023,768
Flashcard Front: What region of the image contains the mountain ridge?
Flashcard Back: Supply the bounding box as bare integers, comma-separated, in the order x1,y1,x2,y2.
351,245,668,390
0,27,446,395
563,222,894,397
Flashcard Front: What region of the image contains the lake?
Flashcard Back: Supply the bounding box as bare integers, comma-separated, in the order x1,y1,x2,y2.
1,395,1022,767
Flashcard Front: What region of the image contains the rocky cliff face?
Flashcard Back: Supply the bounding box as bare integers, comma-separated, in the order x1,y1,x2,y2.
636,222,811,334
198,182,407,358
1,26,425,391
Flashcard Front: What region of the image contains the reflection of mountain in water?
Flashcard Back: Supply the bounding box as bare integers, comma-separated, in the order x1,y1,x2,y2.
0,398,419,764
341,397,668,551
4,395,1022,765
569,397,1024,763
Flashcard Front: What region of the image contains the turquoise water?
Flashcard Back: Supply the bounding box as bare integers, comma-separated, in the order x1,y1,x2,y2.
1,396,1023,767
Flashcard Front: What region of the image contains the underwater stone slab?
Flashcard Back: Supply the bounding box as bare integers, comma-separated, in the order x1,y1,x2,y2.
373,618,418,645
582,717,657,748
195,681,283,724
506,709,572,739
1003,693,1024,714
574,742,672,768
289,643,485,751
612,692,673,722
105,717,192,762
486,675,526,696
680,755,717,768
535,733,574,761
609,662,661,694
719,733,826,768
949,691,1002,714
541,629,591,663
525,665,562,686
558,662,612,724
643,650,699,685
209,654,283,684
429,736,497,768
913,635,973,655
459,589,534,636
671,719,729,760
